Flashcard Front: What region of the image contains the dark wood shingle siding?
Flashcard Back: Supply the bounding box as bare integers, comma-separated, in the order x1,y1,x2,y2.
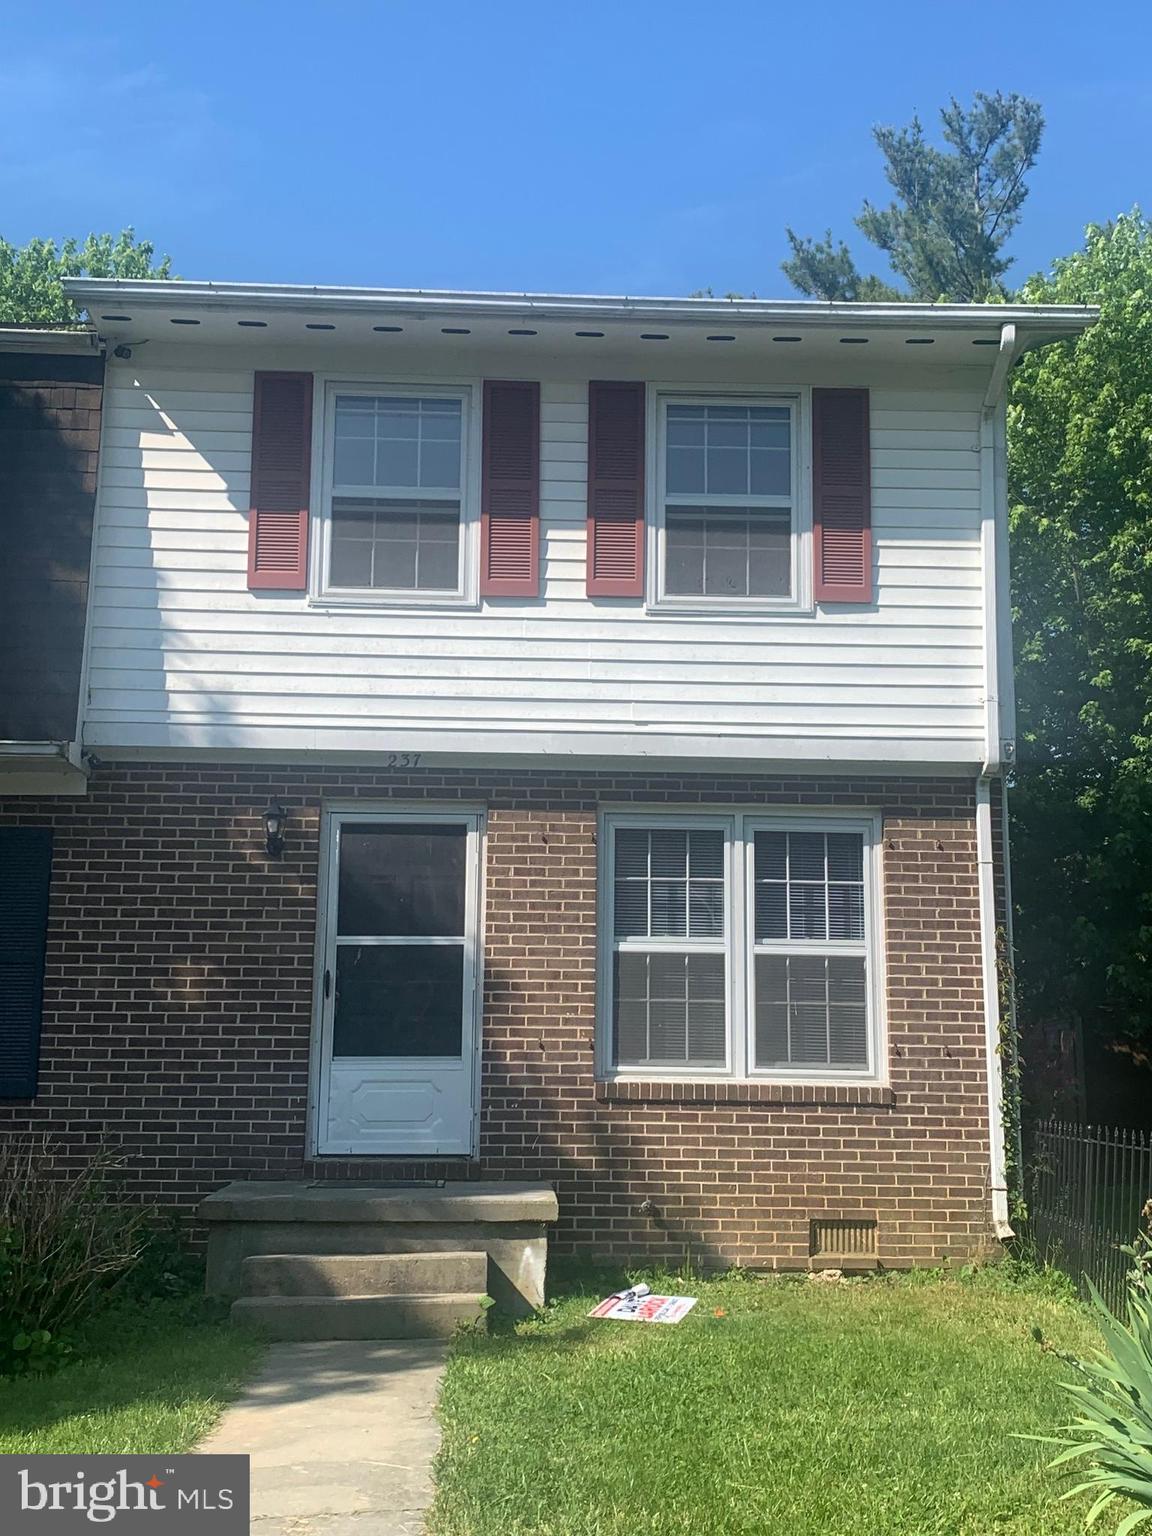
0,352,103,741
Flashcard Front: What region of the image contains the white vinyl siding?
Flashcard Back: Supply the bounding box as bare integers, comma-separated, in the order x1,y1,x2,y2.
85,350,990,764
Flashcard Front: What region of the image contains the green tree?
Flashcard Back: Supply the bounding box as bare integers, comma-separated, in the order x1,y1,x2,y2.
0,229,171,326
783,92,1044,301
1009,213,1152,1067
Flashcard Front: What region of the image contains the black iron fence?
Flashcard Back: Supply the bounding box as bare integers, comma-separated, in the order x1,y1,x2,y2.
1025,1118,1152,1312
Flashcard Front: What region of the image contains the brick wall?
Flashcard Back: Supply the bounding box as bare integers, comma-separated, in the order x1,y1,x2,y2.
0,762,998,1268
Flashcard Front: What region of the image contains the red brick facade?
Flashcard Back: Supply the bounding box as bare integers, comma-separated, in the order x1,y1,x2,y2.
0,762,998,1268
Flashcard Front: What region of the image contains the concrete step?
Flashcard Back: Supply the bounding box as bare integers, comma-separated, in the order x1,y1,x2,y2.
230,1292,487,1341
240,1250,488,1299
200,1180,558,1225
200,1180,558,1316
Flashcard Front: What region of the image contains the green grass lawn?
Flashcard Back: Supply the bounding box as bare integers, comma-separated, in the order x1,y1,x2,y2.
0,1299,264,1455
430,1265,1101,1536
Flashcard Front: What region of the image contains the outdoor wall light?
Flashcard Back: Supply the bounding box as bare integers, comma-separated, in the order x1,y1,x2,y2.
262,802,288,858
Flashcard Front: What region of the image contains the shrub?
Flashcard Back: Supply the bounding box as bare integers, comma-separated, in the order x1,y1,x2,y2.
1034,1202,1152,1534
117,1215,206,1303
0,1135,151,1375
1121,1203,1152,1302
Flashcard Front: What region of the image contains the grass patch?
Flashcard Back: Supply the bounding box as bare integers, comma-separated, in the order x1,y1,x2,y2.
0,1297,264,1455
430,1264,1098,1536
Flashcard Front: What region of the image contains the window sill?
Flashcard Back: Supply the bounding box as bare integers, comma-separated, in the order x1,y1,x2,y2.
645,599,815,620
595,1079,895,1107
309,592,480,612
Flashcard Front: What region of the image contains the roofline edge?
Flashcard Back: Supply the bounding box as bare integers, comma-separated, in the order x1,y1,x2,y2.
60,279,1099,334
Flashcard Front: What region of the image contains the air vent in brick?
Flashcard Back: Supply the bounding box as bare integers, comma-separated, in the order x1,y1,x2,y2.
809,1217,879,1269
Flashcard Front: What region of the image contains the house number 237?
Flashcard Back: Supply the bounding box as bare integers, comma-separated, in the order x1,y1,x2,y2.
384,753,422,769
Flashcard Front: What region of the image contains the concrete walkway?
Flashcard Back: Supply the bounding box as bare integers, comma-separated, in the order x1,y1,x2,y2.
198,1339,449,1536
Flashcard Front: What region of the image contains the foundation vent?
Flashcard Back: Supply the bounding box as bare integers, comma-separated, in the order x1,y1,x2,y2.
810,1217,879,1269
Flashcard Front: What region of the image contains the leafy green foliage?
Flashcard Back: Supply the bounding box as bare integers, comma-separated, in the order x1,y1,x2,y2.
783,91,1043,301
1120,1204,1152,1297
778,233,903,301
1034,1267,1152,1533
1009,214,1152,1062
0,1294,262,1455
0,1136,151,1376
116,1216,206,1303
0,229,171,326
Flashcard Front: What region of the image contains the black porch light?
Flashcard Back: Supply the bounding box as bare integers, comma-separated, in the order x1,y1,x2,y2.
262,801,288,858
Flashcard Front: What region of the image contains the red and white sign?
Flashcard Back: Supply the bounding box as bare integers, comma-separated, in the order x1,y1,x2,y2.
588,1289,697,1324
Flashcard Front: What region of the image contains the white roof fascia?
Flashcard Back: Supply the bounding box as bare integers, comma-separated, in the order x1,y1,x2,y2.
61,279,1099,338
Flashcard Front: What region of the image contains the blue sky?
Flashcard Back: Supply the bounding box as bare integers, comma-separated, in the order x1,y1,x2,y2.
1,0,1148,297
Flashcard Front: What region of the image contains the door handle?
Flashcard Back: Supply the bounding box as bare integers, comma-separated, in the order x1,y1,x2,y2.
324,968,332,999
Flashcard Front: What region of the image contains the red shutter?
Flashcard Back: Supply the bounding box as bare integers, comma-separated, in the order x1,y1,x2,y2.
247,371,313,591
586,380,645,597
480,380,540,597
813,387,872,603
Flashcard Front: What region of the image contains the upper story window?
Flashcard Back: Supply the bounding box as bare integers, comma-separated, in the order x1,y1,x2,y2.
318,383,477,604
652,394,808,612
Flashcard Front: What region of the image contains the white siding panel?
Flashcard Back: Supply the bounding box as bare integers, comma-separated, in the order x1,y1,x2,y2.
102,445,252,471
101,468,249,493
109,389,253,415
103,411,252,436
87,675,983,715
100,487,248,512
84,362,990,762
89,625,980,660
89,653,976,686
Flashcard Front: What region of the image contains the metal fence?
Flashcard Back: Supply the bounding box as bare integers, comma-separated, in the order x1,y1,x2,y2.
1025,1118,1152,1312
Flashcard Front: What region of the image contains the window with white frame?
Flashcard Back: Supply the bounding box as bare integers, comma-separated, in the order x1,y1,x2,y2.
658,398,797,604
323,388,470,597
601,813,880,1078
611,825,728,1068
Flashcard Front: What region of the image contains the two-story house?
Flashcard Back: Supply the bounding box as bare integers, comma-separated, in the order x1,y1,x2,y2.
0,284,1096,1325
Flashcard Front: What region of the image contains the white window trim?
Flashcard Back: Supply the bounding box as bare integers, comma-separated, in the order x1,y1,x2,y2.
310,376,482,610
598,812,737,1077
645,385,813,616
596,807,885,1085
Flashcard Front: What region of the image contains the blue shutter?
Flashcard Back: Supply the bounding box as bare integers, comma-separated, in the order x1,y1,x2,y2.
0,827,53,1098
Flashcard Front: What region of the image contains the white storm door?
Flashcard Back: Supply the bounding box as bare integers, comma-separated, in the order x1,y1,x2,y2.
316,810,482,1156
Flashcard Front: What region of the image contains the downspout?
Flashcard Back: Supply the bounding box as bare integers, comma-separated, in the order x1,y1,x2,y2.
999,773,1023,1194
978,322,1021,1240
980,321,1017,778
976,780,1012,1238
72,340,108,770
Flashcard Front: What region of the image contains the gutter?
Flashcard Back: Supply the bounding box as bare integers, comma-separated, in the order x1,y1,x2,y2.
0,741,72,758
0,740,86,767
976,320,1024,1241
60,278,1100,336
0,327,101,355
980,321,1021,778
0,741,88,785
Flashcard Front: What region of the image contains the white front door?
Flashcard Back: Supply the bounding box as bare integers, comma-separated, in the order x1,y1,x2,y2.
314,809,482,1156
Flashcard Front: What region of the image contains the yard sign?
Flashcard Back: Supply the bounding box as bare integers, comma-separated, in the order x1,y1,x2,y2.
588,1290,697,1324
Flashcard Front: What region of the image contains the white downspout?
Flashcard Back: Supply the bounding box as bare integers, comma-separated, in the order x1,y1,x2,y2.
978,321,1020,1241
980,321,1017,779
976,778,1012,1238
